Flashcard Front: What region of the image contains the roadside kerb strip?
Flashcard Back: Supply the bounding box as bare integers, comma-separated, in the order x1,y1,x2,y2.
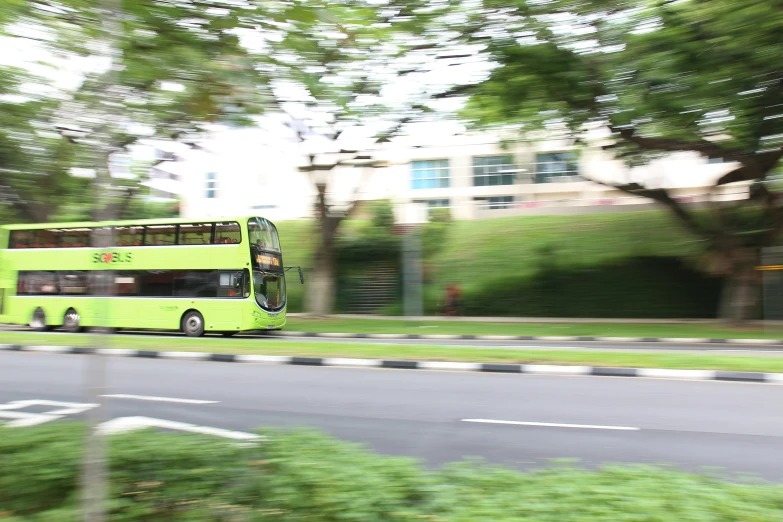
261,332,783,345
1,343,782,384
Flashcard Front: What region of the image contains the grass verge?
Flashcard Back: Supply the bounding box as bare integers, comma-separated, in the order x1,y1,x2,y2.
284,317,783,339
2,331,783,373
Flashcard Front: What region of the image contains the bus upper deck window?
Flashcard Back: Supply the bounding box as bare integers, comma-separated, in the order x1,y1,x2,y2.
179,223,213,245
144,225,177,246
214,222,240,244
115,226,144,246
61,228,91,248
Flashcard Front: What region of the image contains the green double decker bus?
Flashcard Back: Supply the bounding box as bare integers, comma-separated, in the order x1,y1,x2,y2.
0,216,302,336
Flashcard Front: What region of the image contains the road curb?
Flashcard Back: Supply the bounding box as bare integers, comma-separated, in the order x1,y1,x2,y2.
261,331,783,345
2,343,781,385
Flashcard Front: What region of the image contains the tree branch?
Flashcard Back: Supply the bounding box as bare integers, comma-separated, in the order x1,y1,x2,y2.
586,175,709,240
717,149,783,185
610,126,743,162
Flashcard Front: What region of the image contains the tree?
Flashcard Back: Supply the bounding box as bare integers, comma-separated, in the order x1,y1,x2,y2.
0,0,271,223
432,0,783,321
258,0,442,315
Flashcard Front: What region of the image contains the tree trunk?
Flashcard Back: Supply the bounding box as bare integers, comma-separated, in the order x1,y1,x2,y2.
305,213,340,316
718,250,760,324
305,249,336,317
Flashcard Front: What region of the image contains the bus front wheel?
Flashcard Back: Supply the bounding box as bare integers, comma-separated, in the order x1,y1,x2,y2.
63,308,82,333
30,308,51,332
181,311,205,337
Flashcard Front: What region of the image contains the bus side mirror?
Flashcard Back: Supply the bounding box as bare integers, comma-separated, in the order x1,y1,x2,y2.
299,267,304,284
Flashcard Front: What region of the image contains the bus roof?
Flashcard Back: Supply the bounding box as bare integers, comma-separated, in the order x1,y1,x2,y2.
0,216,274,231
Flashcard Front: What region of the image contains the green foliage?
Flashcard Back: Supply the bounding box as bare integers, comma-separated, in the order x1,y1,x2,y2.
336,206,402,268
0,0,270,223
459,256,722,318
122,199,179,221
422,208,454,260
370,199,396,232
2,424,783,520
452,0,783,164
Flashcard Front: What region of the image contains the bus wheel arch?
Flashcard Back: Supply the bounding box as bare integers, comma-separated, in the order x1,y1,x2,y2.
63,308,82,333
181,309,205,337
30,307,51,332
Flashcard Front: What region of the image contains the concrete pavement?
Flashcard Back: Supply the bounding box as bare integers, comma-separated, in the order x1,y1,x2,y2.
2,351,782,478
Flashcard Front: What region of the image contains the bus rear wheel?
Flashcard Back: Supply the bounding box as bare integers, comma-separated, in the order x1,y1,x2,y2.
181,311,205,337
30,308,51,332
63,308,82,333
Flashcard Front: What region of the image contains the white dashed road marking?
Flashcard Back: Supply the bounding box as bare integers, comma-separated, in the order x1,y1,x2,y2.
101,394,219,404
461,418,641,431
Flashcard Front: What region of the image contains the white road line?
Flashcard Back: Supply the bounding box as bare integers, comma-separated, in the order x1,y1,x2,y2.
96,416,260,440
101,394,219,404
461,418,641,431
0,412,63,427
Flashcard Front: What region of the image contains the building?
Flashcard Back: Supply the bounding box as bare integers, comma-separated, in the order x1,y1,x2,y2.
151,120,749,222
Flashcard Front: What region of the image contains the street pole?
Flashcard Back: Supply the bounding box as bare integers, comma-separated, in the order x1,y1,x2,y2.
403,227,423,318
402,203,426,320
82,0,123,519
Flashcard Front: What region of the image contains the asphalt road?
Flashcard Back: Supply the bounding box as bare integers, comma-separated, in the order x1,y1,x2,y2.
2,351,782,479
2,326,783,355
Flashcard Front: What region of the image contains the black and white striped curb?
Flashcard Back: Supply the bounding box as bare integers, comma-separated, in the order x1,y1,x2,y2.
2,344,781,385
263,331,783,345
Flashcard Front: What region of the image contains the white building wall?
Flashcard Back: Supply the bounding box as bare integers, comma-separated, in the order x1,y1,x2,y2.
163,122,748,223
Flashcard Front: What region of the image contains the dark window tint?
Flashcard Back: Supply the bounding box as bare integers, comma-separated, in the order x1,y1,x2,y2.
34,229,61,248
214,222,241,244
144,225,177,246
18,271,59,295
217,270,246,298
87,271,114,296
178,223,213,245
115,226,145,246
59,271,88,294
9,230,33,248
138,270,175,296
61,229,91,248
114,273,138,296
173,270,218,298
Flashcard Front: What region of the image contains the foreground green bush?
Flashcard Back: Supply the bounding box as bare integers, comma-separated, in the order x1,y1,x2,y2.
2,424,781,520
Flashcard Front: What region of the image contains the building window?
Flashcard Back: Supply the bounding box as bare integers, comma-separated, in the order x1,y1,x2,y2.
411,160,449,189
535,152,580,183
473,156,516,186
476,196,514,210
205,172,217,198
413,199,451,217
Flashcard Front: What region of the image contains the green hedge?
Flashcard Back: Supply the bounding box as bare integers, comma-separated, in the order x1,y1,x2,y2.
456,256,723,318
2,424,782,520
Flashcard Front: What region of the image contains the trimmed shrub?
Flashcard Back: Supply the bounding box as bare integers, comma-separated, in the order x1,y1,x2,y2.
1,424,782,521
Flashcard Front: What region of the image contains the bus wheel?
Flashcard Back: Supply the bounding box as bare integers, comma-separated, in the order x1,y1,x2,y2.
30,308,51,332
181,311,205,337
63,308,82,333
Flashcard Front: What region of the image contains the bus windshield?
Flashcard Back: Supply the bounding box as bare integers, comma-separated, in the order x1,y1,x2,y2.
248,217,280,252
253,270,285,311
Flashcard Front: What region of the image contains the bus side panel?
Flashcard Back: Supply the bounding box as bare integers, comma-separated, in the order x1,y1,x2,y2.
0,248,10,324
